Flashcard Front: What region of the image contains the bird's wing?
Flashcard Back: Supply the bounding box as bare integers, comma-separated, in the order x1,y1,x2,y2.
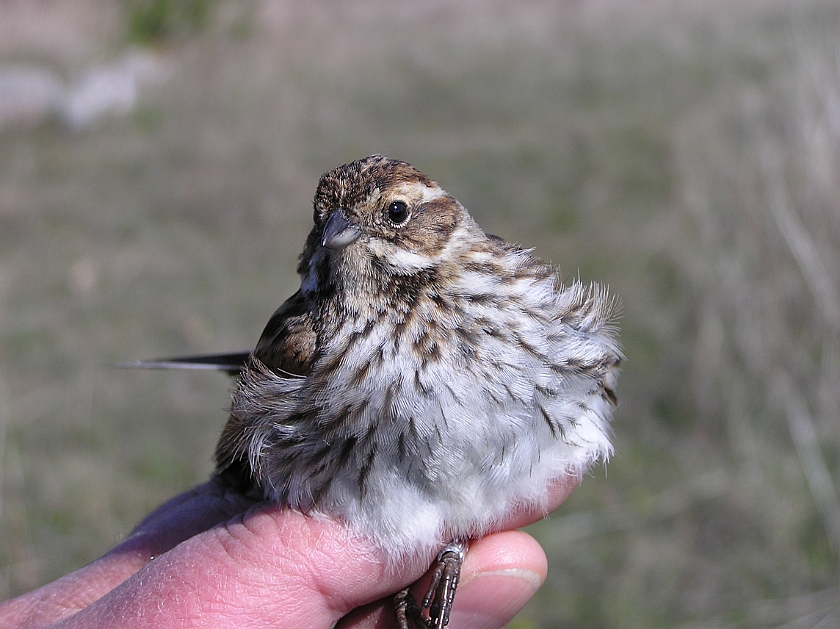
252,289,317,376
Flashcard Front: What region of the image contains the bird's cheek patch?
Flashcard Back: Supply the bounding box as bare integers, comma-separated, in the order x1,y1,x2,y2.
407,199,459,255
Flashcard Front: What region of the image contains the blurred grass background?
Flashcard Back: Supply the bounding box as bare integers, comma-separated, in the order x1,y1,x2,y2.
1,0,839,626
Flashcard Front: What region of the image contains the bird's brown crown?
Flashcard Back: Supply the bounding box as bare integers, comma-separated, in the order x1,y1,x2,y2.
313,155,434,218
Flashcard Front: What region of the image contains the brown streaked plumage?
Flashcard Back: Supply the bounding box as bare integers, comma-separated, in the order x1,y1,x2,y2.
131,155,621,629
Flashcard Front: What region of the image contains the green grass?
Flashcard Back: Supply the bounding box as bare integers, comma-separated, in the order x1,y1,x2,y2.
1,0,839,625
126,0,216,43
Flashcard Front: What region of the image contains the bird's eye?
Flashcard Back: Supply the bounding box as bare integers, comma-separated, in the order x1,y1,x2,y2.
387,200,410,225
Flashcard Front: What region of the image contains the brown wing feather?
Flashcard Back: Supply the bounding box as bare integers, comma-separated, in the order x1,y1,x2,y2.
215,289,318,487
252,289,318,376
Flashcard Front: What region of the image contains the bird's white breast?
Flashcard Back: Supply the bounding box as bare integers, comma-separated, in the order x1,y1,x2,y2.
300,256,617,562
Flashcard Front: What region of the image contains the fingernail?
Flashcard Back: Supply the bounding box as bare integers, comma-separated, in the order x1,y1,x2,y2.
472,567,543,590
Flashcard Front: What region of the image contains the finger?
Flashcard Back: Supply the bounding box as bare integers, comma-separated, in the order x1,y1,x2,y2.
0,481,256,628
337,530,547,629
56,504,427,629
447,531,546,629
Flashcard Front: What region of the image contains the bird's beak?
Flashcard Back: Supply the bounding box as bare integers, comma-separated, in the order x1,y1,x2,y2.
321,212,362,250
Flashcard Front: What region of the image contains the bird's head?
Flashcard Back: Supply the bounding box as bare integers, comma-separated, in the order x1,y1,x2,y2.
298,156,477,296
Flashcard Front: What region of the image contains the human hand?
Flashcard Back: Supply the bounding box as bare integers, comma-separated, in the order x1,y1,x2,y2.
0,477,576,629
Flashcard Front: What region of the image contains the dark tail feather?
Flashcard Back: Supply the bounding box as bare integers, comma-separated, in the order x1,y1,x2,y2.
114,352,251,376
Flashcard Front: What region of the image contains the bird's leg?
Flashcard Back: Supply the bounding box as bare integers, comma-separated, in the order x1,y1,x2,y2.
423,539,468,629
393,539,468,629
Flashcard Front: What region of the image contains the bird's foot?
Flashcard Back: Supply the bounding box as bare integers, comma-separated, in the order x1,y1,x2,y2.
394,540,468,629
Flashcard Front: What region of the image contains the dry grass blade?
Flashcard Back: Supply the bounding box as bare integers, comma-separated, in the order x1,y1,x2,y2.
761,145,840,330
778,375,840,553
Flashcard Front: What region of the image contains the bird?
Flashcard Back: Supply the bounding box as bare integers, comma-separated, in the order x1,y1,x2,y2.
123,155,621,628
